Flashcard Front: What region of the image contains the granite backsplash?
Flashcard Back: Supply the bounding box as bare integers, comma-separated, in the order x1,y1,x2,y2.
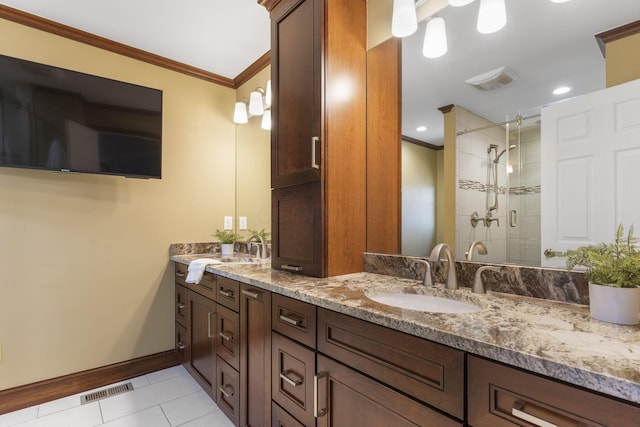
363,252,589,305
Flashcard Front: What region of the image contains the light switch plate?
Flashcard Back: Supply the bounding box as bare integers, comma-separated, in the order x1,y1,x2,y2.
239,216,247,230
223,216,233,230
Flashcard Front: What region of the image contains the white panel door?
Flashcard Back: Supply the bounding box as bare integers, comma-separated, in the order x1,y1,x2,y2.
541,78,640,267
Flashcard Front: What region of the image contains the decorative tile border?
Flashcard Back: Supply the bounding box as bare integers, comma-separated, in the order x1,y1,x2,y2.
459,178,506,194
510,185,541,195
363,252,588,305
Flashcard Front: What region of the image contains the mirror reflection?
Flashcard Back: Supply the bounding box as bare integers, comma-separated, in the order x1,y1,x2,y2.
400,0,640,266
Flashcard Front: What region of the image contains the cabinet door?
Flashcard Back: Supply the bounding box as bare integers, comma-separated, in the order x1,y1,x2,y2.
272,182,324,277
240,285,272,427
188,291,216,400
316,355,462,427
271,0,322,188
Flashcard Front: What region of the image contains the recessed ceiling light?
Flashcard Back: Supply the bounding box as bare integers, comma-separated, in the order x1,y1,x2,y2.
553,86,571,95
416,126,427,132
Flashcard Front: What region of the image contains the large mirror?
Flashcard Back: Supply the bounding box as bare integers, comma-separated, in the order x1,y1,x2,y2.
399,0,640,266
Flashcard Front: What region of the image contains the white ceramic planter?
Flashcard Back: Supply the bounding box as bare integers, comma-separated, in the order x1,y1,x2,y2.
221,243,234,257
589,282,640,325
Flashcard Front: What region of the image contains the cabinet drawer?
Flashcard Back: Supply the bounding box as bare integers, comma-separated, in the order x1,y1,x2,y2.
175,284,189,328
272,294,316,349
317,308,464,420
272,402,305,427
175,322,189,365
216,356,240,427
468,356,640,427
189,271,217,300
272,332,315,427
217,276,240,312
174,262,187,286
216,305,240,371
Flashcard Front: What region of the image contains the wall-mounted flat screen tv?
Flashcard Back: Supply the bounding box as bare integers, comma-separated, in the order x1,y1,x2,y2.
0,54,162,179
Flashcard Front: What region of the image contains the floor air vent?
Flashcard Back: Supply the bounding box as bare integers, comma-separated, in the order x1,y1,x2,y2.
80,382,134,404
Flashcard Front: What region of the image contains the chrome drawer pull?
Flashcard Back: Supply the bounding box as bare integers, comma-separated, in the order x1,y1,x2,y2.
314,372,328,417
311,136,320,169
207,312,213,338
219,289,234,298
241,289,261,299
282,264,303,272
512,402,559,427
280,370,303,387
219,331,235,341
177,303,185,310
219,384,234,398
279,313,303,326
176,271,186,277
177,342,186,350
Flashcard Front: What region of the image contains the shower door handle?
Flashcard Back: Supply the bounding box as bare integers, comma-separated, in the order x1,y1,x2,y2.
509,209,517,227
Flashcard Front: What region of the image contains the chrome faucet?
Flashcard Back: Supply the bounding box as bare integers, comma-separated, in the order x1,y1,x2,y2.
429,243,457,290
417,260,433,287
246,234,269,259
473,265,501,294
466,240,488,261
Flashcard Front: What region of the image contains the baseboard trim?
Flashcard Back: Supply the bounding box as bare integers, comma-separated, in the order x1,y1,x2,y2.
0,350,178,415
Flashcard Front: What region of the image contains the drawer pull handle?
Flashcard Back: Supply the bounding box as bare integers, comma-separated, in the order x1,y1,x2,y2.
207,312,213,338
219,289,234,298
279,313,303,326
512,402,559,427
177,341,186,350
282,264,303,272
314,372,328,417
219,384,234,398
279,370,303,387
177,303,185,310
311,136,320,169
241,289,261,299
176,271,186,277
219,331,235,341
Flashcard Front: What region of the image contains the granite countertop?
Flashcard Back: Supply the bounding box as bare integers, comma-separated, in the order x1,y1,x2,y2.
171,254,640,404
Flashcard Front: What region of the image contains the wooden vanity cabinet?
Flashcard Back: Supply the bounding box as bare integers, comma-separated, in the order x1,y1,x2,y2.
240,284,272,427
186,289,217,401
468,355,640,427
269,0,367,278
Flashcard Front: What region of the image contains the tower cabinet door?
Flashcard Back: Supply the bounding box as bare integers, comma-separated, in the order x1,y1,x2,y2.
187,291,217,401
271,182,324,277
271,0,322,188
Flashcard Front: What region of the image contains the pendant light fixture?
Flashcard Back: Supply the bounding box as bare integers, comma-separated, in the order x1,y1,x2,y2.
392,0,418,38
477,0,507,34
448,0,475,6
422,17,447,58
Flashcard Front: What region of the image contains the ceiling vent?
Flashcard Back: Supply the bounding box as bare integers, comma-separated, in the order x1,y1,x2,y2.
465,66,518,91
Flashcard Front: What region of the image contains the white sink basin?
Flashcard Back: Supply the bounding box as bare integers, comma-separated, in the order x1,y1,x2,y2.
366,292,482,314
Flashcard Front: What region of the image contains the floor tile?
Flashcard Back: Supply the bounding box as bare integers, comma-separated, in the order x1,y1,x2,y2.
13,402,102,427
101,406,170,427
37,393,81,417
100,374,200,423
0,407,37,427
177,411,235,427
145,366,187,385
161,391,221,426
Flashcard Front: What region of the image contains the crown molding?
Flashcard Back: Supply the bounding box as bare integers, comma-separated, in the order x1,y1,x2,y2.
0,4,272,89
595,19,640,58
258,0,282,12
402,135,443,151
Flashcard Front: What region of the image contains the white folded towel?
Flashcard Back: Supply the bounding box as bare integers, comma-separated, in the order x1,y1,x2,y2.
186,258,223,284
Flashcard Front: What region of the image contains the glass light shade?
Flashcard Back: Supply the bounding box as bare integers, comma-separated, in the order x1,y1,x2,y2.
448,0,475,6
261,109,271,130
233,101,248,124
391,0,418,38
249,90,264,115
265,80,272,106
422,17,447,58
477,0,507,34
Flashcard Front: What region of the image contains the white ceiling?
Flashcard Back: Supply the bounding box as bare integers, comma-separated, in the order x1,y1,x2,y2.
402,0,640,145
0,0,271,79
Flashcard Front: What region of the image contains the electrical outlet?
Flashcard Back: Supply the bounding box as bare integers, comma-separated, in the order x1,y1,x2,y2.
239,216,248,230
223,216,233,230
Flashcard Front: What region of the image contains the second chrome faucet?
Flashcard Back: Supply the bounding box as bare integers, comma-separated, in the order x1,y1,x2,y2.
429,243,457,290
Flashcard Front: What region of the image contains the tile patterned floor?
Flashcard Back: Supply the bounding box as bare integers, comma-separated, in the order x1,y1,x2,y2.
0,366,234,427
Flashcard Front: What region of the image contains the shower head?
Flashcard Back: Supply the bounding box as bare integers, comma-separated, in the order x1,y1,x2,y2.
494,144,516,163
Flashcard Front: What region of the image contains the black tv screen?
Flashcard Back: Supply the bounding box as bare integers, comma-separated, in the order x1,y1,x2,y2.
0,54,162,178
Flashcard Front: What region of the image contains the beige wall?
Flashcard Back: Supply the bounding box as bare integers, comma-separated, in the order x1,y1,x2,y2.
606,33,640,88
0,19,236,390
235,67,271,236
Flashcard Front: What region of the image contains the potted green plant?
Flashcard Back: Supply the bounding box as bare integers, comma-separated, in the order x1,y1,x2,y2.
213,229,241,257
566,224,640,325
